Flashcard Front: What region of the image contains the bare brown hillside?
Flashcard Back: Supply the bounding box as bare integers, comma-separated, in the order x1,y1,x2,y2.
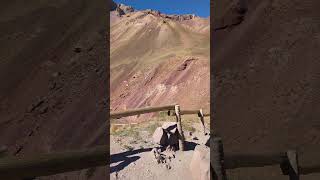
0,0,108,179
110,4,210,123
213,0,320,179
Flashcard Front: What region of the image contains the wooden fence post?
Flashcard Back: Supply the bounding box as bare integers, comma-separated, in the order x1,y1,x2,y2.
280,150,299,180
198,109,206,135
212,137,227,180
174,105,185,151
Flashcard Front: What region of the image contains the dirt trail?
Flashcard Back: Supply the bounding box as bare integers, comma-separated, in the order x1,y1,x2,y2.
110,121,209,180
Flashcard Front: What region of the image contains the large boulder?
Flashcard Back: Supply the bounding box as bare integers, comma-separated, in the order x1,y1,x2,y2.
152,127,168,146
152,122,180,147
190,145,210,180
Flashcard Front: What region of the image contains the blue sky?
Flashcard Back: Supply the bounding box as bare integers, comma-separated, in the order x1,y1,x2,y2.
114,0,210,17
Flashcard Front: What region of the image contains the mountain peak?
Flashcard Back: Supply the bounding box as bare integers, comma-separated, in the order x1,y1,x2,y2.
114,3,135,16
112,2,200,21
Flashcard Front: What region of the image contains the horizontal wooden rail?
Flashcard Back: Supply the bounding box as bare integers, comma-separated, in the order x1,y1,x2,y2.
216,151,320,175
168,109,210,116
110,104,176,119
0,146,108,179
210,137,320,178
223,152,285,169
181,109,200,115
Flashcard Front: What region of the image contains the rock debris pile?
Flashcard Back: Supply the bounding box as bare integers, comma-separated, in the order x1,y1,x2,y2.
151,146,176,170
151,122,181,169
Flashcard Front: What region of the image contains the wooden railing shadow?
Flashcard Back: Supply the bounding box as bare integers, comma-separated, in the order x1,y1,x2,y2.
110,148,153,173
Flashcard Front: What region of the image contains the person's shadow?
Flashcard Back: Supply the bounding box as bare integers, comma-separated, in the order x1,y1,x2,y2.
110,148,152,173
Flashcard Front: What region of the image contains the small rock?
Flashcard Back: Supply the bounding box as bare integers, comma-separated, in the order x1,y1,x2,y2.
14,145,23,155
28,130,34,137
193,137,199,140
28,98,45,113
74,47,82,53
49,82,57,90
39,106,48,114
87,46,94,52
52,72,61,78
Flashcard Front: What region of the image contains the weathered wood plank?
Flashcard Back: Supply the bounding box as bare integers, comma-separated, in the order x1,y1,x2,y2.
0,146,108,179
224,152,285,169
168,109,210,116
181,109,200,115
110,104,176,119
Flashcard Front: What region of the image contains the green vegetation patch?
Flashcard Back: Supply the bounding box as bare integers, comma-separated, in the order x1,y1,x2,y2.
111,124,140,140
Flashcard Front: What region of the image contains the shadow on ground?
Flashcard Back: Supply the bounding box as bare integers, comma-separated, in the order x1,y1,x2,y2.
185,141,198,151
110,148,153,173
110,141,198,173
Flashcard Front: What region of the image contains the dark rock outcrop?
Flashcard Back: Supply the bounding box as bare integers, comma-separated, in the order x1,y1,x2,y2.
152,122,179,147
115,3,135,16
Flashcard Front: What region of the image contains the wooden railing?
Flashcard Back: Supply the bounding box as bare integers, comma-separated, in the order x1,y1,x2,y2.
211,137,320,180
110,104,176,119
2,104,320,180
0,104,207,179
0,146,108,179
111,104,210,151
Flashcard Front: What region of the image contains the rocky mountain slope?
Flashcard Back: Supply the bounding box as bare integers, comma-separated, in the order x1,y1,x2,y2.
213,0,320,179
110,4,210,122
0,0,108,179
